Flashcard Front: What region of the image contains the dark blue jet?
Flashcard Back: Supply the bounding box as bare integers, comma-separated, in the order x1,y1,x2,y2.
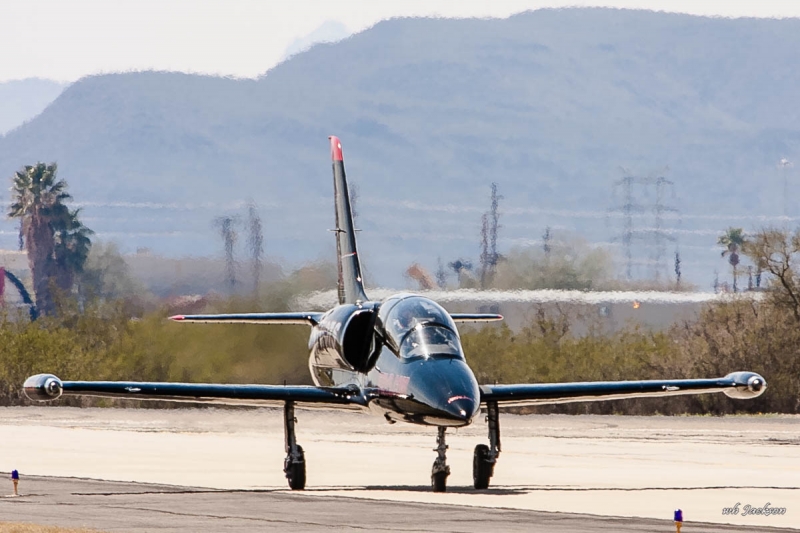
25,136,767,492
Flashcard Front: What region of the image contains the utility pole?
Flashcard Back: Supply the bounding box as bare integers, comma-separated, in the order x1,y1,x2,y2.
247,201,264,295
779,158,793,217
489,182,501,274
215,215,239,291
542,226,552,260
479,214,489,288
651,175,678,281
611,173,644,280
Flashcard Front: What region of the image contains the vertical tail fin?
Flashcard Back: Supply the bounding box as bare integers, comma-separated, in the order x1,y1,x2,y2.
330,136,368,305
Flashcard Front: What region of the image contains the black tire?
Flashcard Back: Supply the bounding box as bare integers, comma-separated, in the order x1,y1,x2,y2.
286,445,306,490
431,470,448,492
473,444,493,489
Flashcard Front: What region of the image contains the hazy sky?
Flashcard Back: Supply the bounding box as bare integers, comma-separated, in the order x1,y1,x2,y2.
3,0,800,82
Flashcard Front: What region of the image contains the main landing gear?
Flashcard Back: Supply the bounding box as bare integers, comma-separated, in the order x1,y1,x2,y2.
431,402,501,492
283,400,306,490
431,426,450,492
473,401,500,490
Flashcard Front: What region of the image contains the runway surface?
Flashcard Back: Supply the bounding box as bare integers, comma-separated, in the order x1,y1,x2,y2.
0,407,797,531
1,476,795,533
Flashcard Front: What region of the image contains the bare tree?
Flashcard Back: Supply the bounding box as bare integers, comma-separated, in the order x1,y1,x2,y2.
435,257,448,289
479,183,502,288
744,227,800,321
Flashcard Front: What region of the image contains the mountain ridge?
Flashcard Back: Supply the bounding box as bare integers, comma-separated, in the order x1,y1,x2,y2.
0,78,68,135
1,8,798,287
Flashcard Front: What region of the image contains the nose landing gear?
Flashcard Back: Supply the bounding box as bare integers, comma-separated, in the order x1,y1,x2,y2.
283,400,306,490
431,426,450,492
473,400,500,489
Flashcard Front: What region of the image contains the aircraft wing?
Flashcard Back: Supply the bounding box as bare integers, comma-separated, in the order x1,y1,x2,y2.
450,313,503,323
169,312,324,326
479,371,766,407
23,374,368,408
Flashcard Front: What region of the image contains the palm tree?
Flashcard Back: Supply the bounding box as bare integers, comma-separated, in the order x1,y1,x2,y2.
718,227,746,292
8,163,72,314
53,207,94,292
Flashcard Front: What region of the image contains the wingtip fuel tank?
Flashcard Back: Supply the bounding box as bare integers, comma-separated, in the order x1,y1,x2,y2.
24,373,63,401
722,371,767,399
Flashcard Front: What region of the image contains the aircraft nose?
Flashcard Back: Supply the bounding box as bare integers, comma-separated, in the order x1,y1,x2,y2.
408,358,481,425
444,397,478,422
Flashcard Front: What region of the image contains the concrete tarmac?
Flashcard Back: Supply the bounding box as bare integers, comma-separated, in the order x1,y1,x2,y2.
0,407,798,531
1,476,795,533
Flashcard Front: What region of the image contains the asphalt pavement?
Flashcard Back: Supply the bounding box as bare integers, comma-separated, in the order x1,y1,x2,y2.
2,476,795,533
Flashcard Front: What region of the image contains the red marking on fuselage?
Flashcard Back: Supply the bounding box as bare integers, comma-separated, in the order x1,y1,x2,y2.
329,136,343,161
377,371,410,395
169,315,185,321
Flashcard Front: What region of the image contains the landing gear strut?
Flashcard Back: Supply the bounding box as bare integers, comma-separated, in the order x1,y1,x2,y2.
431,426,450,492
283,400,306,490
473,400,500,489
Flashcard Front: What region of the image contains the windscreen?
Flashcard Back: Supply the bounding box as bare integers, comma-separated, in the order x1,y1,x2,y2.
399,325,462,359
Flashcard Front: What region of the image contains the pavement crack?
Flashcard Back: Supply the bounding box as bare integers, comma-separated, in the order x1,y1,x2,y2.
49,501,434,531
518,485,800,492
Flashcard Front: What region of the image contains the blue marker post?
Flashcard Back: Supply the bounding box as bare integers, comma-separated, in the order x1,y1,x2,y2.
674,509,683,533
11,469,19,496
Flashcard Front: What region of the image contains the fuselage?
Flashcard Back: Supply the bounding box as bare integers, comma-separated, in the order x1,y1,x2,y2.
308,293,481,427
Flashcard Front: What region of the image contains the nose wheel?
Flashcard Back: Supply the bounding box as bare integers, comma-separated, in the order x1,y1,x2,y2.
283,401,306,490
431,426,450,492
473,401,500,489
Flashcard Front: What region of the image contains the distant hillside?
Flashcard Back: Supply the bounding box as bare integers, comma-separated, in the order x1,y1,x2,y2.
0,78,68,135
1,8,799,287
282,20,351,60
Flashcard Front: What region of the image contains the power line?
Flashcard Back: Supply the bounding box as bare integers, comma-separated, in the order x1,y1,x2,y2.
610,170,678,280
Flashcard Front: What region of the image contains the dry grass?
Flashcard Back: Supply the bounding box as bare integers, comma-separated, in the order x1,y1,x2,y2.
0,524,103,533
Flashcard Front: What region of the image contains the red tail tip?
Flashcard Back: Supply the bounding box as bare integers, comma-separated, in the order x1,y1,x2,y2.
329,136,343,161
169,315,185,321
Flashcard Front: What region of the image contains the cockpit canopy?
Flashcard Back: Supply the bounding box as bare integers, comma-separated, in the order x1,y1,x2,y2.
399,326,462,360
378,295,462,360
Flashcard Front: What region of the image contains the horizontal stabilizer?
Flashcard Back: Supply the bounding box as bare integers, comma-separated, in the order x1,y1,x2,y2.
450,313,503,323
169,312,323,326
480,371,766,407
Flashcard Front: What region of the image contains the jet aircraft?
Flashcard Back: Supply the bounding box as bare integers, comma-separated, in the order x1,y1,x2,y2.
25,136,767,492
